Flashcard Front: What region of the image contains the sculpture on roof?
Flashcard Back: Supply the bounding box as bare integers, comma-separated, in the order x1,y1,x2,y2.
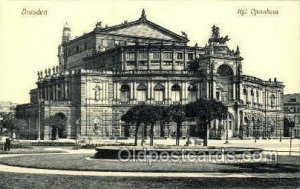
208,25,230,45
181,31,188,39
141,9,147,19
95,21,102,28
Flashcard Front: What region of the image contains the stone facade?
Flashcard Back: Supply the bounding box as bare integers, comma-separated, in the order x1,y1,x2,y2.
283,93,300,138
16,10,284,140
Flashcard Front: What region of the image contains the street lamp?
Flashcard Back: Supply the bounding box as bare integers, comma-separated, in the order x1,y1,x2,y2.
289,117,295,156
0,116,3,134
75,118,81,149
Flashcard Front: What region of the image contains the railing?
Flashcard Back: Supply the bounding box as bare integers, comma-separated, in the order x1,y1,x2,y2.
113,70,193,75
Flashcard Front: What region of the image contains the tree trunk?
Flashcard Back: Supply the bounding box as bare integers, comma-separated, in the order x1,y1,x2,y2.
150,124,154,146
203,121,208,146
176,122,180,146
55,127,59,140
160,121,165,137
10,128,13,138
134,124,139,146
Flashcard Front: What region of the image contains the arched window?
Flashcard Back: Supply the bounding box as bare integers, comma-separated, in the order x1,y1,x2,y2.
154,83,165,102
136,83,147,102
217,64,234,101
270,94,276,107
120,84,130,102
94,86,101,101
171,84,181,102
217,64,234,76
188,84,197,102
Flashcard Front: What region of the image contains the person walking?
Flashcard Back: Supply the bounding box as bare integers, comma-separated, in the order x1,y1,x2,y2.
5,137,11,151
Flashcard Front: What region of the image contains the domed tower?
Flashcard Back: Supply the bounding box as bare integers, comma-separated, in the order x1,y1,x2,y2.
62,22,71,43
58,22,71,71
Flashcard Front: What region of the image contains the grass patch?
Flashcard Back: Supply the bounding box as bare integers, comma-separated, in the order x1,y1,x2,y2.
0,172,298,189
0,153,299,173
0,147,66,155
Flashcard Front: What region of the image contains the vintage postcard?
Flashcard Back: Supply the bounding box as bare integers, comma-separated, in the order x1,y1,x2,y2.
0,0,299,188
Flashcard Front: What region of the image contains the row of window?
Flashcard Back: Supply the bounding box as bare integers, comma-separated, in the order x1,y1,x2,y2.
125,52,194,61
67,42,88,56
93,83,198,103
120,90,197,103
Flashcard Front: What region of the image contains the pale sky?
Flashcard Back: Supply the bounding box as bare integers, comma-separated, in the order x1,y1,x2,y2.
0,0,299,104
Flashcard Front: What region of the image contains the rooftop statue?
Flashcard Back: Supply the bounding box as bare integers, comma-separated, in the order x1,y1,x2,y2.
208,25,230,45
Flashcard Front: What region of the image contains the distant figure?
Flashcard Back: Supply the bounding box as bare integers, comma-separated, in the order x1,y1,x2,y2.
5,137,11,151
185,138,192,146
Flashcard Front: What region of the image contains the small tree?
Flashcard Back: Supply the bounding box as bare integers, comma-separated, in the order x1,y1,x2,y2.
159,106,171,137
0,112,27,139
185,99,228,146
121,105,149,146
169,104,186,146
145,105,162,146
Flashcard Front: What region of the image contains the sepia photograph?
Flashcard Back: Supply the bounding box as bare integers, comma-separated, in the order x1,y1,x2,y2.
0,0,299,188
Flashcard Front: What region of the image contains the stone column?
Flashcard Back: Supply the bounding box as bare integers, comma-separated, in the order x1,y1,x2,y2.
197,83,201,99
150,81,154,103
130,82,134,103
232,83,236,101
116,82,120,100
182,82,187,104
172,49,175,70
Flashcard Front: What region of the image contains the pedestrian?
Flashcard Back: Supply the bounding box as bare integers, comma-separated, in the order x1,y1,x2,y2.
5,137,11,151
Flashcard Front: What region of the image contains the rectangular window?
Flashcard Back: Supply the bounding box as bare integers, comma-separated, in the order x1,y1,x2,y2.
126,52,135,61
137,90,147,102
188,91,197,102
138,52,147,60
154,90,164,102
152,52,160,60
121,91,130,102
188,53,194,60
171,91,181,102
177,53,183,59
163,52,172,60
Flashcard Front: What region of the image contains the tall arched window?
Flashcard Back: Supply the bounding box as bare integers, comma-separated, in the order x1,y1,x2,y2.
94,86,101,101
188,84,197,102
270,94,276,108
217,64,234,101
120,84,130,102
154,83,165,102
171,84,181,102
137,83,147,102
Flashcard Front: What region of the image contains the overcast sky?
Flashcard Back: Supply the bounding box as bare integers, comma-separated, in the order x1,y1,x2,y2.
0,0,299,104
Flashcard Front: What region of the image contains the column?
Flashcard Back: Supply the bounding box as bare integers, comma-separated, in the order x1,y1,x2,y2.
47,84,52,100
232,83,236,101
147,48,150,70
56,83,59,101
133,82,137,101
197,83,201,99
172,49,175,70
116,82,120,100
52,83,56,101
44,85,47,101
150,81,153,103
167,81,171,104
182,82,187,104
130,82,134,101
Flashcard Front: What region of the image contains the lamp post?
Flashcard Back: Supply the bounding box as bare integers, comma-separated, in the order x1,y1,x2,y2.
0,116,3,135
75,119,80,148
289,116,295,156
224,114,229,144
